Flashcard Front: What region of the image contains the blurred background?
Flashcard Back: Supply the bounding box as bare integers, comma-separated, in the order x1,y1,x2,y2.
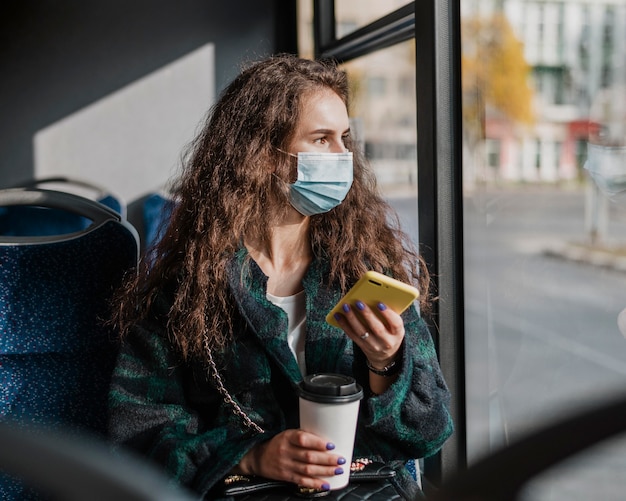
2,1,626,499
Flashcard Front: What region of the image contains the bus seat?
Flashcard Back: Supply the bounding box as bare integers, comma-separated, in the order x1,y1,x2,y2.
127,191,175,255
0,188,139,499
11,176,126,215
0,422,195,501
0,177,127,236
143,192,174,249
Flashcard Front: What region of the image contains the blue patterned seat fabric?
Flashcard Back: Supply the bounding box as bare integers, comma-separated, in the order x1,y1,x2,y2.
143,192,175,249
0,189,138,499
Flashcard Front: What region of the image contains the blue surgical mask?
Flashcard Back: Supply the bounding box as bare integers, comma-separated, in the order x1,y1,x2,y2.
287,152,353,216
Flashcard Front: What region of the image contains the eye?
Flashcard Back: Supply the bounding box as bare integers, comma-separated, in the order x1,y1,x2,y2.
341,133,351,145
314,136,328,145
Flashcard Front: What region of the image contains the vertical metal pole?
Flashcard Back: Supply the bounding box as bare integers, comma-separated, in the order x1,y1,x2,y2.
313,0,336,59
416,0,467,484
274,0,298,54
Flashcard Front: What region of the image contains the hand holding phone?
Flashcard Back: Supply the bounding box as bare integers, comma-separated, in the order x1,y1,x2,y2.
326,271,419,328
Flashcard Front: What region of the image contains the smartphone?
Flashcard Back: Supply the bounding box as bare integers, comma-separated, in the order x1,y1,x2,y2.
325,271,419,328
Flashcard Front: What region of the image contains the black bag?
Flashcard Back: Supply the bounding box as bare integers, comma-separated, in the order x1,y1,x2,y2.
213,460,407,500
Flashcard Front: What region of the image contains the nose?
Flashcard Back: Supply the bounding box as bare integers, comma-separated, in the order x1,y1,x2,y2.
331,140,348,154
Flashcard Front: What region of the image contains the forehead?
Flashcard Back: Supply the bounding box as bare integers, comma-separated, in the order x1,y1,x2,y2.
296,89,349,128
299,88,346,112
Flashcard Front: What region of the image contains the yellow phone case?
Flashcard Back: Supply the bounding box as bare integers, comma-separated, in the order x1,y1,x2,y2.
325,271,419,328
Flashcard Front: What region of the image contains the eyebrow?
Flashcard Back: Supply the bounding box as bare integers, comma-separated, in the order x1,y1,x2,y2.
310,128,351,135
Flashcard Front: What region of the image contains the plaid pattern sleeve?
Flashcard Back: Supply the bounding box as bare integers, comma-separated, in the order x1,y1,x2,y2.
107,320,266,496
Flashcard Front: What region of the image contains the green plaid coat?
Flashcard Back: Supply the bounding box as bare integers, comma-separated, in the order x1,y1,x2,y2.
108,249,453,498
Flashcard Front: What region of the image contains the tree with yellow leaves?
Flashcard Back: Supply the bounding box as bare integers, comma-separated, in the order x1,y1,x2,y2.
462,13,534,180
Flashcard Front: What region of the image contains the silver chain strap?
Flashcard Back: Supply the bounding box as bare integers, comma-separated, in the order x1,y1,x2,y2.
203,333,265,435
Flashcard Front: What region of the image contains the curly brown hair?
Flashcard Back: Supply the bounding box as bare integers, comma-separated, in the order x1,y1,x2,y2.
113,54,431,360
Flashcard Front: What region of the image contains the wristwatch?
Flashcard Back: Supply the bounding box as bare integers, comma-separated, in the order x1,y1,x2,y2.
366,358,401,377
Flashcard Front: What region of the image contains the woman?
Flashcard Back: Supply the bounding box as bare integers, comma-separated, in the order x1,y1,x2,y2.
108,54,453,499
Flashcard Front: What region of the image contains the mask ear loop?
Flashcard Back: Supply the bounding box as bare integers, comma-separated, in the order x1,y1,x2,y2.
273,147,299,184
274,147,298,159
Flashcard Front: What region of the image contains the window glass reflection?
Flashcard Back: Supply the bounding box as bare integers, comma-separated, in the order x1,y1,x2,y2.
462,0,626,498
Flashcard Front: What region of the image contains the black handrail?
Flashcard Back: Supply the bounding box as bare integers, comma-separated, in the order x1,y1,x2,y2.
9,176,109,198
0,188,123,244
0,188,120,224
434,393,626,500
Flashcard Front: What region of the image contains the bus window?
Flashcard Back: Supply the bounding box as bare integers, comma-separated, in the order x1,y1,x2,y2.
462,1,626,498
335,0,412,38
339,41,418,239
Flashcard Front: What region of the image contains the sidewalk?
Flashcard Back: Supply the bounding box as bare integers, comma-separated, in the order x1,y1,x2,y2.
544,241,626,272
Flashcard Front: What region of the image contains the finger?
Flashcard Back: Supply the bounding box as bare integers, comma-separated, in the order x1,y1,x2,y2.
287,430,347,467
290,472,333,492
295,452,346,469
278,465,338,492
288,454,347,491
352,300,388,335
331,311,358,336
333,303,403,364
349,301,406,364
257,433,345,491
335,302,368,339
282,433,347,491
371,302,405,336
332,303,387,355
352,300,404,338
286,429,335,452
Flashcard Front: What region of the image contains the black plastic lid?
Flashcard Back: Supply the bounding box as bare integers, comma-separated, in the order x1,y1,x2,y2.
298,373,364,404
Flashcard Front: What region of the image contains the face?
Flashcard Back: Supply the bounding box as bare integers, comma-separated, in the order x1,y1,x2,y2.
287,89,350,154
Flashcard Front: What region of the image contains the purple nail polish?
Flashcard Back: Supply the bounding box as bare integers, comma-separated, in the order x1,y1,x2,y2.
355,300,365,311
333,313,342,321
377,302,387,311
337,457,346,465
322,483,331,491
335,467,344,475
342,303,351,313
326,442,336,450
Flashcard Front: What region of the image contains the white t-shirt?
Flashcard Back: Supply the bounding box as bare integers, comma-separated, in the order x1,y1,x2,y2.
266,290,307,376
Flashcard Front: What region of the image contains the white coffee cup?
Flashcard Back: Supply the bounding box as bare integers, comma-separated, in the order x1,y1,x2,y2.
298,373,363,490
